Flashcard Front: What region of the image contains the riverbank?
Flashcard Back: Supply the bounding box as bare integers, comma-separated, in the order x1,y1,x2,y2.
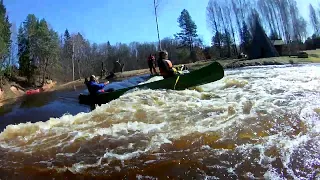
53,56,319,91
0,80,57,106
1,49,319,105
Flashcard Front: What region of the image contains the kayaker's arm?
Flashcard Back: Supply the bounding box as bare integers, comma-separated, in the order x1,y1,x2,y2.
91,82,106,89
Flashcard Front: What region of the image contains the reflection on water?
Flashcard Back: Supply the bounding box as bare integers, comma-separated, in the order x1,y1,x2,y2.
0,64,320,179
0,74,152,130
0,88,90,129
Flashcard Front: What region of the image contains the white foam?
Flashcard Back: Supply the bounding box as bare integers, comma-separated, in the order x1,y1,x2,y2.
0,65,319,178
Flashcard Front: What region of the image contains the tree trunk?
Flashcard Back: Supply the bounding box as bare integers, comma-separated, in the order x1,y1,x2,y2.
72,42,75,81
101,61,104,78
77,59,81,80
42,58,49,86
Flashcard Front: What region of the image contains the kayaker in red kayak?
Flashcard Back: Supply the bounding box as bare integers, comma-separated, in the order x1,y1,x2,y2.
85,75,109,95
157,50,177,79
147,54,157,75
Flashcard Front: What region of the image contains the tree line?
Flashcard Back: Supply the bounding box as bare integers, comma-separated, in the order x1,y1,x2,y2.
206,0,320,58
1,0,320,87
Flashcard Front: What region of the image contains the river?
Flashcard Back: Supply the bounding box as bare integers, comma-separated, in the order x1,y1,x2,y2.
0,64,319,179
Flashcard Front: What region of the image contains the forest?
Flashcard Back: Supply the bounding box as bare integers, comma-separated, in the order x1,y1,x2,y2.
1,0,320,87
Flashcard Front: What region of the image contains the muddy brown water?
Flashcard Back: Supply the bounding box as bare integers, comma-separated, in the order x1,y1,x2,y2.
0,64,319,179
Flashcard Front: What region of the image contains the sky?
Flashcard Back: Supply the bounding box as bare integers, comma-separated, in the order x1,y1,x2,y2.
3,0,320,46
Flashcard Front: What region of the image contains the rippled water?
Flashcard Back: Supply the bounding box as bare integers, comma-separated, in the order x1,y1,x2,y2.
0,64,320,179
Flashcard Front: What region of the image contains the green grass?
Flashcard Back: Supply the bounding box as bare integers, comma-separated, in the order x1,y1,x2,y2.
304,49,320,63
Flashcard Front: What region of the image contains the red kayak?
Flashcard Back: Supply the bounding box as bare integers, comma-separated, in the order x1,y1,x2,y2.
26,88,41,95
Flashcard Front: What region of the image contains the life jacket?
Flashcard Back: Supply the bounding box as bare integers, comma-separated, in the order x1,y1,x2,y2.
159,60,177,76
86,81,105,95
148,55,155,62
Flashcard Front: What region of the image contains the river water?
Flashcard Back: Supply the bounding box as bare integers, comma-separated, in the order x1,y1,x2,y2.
0,64,319,179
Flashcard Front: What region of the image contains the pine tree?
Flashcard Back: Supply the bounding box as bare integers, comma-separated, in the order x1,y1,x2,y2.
0,0,12,62
46,29,60,82
240,21,252,53
175,9,198,52
18,14,38,84
62,29,73,80
212,31,223,57
63,29,72,60
36,19,52,84
222,31,232,58
18,24,33,81
17,14,60,84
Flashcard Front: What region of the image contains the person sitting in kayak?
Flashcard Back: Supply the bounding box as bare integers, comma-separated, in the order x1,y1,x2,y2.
147,54,158,75
157,50,177,79
85,75,109,95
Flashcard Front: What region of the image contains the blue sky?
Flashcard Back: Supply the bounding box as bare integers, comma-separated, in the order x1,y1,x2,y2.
4,0,319,46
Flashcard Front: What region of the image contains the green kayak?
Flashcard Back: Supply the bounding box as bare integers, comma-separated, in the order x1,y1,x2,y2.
79,61,224,105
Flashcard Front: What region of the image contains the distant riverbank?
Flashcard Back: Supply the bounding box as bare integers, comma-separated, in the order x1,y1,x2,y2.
55,50,320,91
1,49,319,105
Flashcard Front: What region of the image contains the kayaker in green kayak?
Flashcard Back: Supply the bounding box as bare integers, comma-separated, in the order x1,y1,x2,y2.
85,75,109,95
157,50,177,79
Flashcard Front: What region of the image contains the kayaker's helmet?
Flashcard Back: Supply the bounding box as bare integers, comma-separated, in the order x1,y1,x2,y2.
90,75,96,81
159,50,168,59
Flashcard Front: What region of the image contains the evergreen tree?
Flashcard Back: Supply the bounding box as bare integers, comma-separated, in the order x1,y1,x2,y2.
222,31,232,58
212,31,223,57
36,19,53,83
18,14,38,83
240,21,252,53
46,29,60,81
64,29,71,42
63,29,72,61
61,29,73,80
18,14,60,84
0,0,11,62
175,9,198,52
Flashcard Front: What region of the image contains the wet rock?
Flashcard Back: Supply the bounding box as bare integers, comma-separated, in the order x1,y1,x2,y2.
239,63,245,67
262,61,284,65
262,61,272,65
273,61,284,65
224,60,284,69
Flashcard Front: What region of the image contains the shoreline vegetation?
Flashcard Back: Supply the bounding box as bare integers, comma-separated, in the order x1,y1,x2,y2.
1,49,319,105
55,48,320,90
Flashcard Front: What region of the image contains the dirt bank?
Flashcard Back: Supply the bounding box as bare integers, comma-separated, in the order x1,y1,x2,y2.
0,81,57,105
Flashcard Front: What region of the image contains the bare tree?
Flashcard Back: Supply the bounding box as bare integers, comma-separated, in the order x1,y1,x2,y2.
71,33,88,79
258,0,274,34
207,0,222,56
223,2,238,56
275,0,291,43
309,4,320,35
72,41,75,81
231,0,240,38
217,6,232,57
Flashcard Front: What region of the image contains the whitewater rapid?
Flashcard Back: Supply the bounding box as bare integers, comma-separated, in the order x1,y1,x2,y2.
0,64,319,179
